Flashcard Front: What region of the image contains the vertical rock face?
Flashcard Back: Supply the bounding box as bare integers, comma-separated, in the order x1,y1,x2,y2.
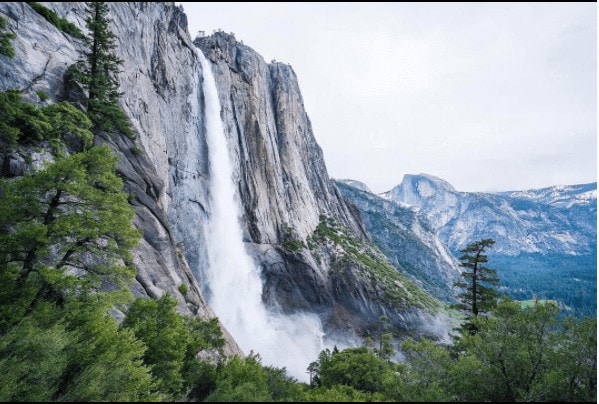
194,32,367,245
45,2,213,311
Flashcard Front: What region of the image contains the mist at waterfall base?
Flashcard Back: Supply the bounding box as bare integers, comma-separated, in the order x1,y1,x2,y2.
196,50,355,382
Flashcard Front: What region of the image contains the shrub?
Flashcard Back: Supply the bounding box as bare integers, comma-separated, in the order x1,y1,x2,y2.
35,90,50,101
28,2,85,39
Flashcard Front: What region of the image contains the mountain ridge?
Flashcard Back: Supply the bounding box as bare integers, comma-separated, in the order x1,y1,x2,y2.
383,173,596,256
340,174,596,317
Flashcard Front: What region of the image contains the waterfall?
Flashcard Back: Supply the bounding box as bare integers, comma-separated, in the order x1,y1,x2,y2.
197,49,326,383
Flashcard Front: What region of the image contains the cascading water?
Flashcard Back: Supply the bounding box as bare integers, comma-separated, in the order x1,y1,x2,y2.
197,49,326,382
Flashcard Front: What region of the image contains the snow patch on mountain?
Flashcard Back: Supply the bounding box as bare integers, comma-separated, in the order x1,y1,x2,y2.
500,183,597,209
337,179,372,193
386,174,596,257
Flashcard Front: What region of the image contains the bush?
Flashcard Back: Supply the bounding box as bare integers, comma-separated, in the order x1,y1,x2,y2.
130,145,143,155
0,90,93,152
121,294,225,399
284,239,306,251
35,90,50,101
0,15,16,58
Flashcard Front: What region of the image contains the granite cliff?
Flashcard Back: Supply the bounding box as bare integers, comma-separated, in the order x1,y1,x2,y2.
384,174,596,257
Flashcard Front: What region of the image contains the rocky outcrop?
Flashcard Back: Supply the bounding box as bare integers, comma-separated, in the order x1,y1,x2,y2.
194,32,367,245
383,174,597,317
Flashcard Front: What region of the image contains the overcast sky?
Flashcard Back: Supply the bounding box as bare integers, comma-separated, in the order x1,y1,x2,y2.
179,2,597,194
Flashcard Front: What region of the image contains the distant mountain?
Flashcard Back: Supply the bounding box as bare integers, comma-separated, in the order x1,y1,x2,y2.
382,174,597,257
499,183,597,209
382,174,597,317
336,180,461,303
337,179,373,194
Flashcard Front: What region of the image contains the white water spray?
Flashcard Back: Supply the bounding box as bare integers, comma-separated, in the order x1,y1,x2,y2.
197,49,327,382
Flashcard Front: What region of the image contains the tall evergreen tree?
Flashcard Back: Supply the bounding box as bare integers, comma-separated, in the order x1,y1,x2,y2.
0,145,141,330
0,96,158,400
452,239,499,333
76,2,131,135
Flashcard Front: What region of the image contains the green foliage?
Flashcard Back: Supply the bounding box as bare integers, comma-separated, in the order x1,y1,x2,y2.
184,316,225,353
0,292,160,402
399,337,456,401
301,299,596,402
184,359,218,401
36,90,50,101
178,283,188,296
0,315,72,401
300,384,381,402
0,82,219,400
0,90,93,150
378,332,394,360
282,224,306,251
75,2,133,137
121,293,191,397
130,145,143,155
0,15,16,58
493,251,596,318
310,215,441,311
0,89,51,144
121,293,225,399
392,298,598,402
205,354,273,402
27,2,85,39
262,365,305,401
196,353,305,402
314,346,400,395
42,101,94,150
283,239,305,251
545,315,597,401
0,145,140,331
368,315,395,360
450,298,596,401
55,294,159,401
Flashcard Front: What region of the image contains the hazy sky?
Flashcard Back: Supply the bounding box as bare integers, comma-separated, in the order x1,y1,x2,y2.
179,2,597,193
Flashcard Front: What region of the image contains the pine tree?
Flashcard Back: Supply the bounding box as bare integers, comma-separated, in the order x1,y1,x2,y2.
0,145,141,330
452,239,499,334
76,2,132,136
121,293,191,397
